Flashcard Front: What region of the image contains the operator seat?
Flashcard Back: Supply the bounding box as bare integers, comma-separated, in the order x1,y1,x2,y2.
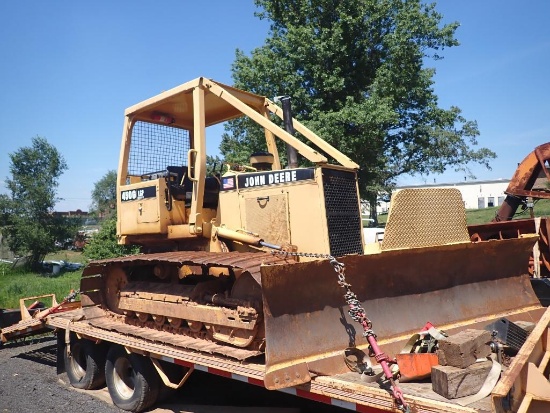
166,165,219,208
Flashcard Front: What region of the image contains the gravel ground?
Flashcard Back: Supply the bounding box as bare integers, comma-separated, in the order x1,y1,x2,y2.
0,334,123,412
0,333,348,413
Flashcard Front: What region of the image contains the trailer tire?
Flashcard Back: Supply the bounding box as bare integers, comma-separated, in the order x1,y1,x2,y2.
105,345,160,412
64,338,106,390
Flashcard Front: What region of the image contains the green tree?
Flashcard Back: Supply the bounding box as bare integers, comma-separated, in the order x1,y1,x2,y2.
0,136,78,269
0,194,11,227
222,0,496,217
83,217,140,260
90,170,117,220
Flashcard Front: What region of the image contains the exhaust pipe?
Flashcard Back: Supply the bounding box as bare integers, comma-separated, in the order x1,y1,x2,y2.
280,96,299,169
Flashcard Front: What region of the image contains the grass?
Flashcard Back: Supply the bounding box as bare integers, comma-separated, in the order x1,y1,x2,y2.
0,251,86,310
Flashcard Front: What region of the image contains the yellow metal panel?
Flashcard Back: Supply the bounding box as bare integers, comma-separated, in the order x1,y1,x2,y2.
217,181,242,230
382,188,470,250
124,77,268,129
286,176,329,255
118,179,172,236
137,198,159,224
243,194,290,246
234,168,329,254
189,85,206,234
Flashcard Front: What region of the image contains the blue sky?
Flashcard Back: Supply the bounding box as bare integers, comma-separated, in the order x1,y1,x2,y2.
1,1,549,211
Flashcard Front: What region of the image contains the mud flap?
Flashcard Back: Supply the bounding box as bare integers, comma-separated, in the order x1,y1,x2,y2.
261,235,543,390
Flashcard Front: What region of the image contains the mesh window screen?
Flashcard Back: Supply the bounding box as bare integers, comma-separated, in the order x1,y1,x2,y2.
128,121,190,175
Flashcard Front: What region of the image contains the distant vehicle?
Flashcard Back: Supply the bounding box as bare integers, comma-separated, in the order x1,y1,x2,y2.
55,238,74,250
40,260,83,275
56,228,98,251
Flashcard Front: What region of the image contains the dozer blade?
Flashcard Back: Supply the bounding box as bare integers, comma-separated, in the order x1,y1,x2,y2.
261,235,544,389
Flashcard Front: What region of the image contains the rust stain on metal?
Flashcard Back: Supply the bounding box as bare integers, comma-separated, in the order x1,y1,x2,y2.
85,251,293,283
80,251,296,361
261,236,543,388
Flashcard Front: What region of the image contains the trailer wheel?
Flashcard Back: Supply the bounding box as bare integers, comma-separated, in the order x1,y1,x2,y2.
105,345,160,412
64,338,106,390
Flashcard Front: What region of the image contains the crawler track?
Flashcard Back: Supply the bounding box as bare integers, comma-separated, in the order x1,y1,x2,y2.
79,251,293,360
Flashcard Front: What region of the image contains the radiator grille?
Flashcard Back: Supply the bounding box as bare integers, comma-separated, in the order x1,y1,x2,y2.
322,168,363,257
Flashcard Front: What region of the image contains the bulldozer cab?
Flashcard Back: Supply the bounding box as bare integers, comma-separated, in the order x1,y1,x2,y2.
116,77,364,255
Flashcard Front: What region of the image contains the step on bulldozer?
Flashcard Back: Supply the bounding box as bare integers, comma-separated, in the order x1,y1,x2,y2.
80,77,545,399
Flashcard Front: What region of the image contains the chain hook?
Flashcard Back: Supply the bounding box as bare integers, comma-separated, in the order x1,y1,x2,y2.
327,256,409,412
269,248,409,411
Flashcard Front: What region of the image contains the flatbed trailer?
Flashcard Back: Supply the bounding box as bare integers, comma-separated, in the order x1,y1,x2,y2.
3,79,543,412
3,302,550,413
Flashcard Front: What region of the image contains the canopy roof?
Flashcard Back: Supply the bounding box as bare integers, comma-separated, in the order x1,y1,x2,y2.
124,76,359,169
125,77,267,129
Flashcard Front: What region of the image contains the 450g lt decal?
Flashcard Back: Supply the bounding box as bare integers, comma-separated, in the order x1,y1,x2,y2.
120,186,156,202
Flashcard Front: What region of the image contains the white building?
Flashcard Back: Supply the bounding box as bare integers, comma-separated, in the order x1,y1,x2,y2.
365,179,510,215
393,179,510,210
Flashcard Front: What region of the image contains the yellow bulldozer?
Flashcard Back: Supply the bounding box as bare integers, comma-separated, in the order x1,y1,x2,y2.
80,77,545,410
